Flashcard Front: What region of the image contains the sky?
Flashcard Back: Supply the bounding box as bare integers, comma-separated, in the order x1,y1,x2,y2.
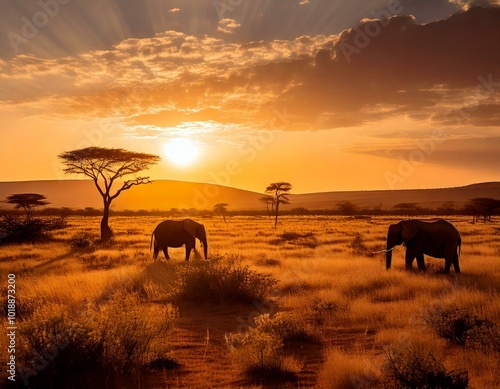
1,0,499,193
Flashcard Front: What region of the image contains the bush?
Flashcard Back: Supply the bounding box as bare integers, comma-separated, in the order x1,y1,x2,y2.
384,345,468,389
269,232,318,248
350,233,373,257
18,291,177,388
226,313,301,385
70,231,97,250
0,214,66,244
426,308,500,352
253,313,318,343
174,256,278,304
309,297,341,325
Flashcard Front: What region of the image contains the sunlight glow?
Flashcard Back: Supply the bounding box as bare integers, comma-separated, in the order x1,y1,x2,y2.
163,138,199,166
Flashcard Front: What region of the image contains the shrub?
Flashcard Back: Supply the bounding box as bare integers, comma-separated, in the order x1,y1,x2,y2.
226,313,301,385
384,345,468,388
253,313,318,343
70,231,96,250
426,307,500,352
269,231,318,248
0,214,66,244
18,291,177,388
350,233,373,257
174,256,278,304
309,297,341,325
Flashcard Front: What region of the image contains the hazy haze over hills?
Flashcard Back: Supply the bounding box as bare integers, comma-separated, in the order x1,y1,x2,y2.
0,180,499,212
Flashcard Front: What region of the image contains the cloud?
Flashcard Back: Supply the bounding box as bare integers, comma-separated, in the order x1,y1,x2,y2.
1,5,499,134
217,18,241,34
449,0,500,9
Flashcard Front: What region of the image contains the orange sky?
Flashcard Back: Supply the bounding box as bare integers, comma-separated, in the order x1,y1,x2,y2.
1,1,499,193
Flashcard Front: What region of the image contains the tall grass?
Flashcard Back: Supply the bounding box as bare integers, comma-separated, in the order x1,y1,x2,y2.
0,215,498,388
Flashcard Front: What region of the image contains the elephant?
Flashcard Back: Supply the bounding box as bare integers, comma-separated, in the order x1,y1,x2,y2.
385,219,461,273
150,219,207,261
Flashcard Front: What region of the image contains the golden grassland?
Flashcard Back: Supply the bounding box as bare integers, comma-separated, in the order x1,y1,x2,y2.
1,215,499,388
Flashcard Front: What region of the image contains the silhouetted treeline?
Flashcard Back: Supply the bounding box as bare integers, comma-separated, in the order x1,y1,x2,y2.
2,199,498,219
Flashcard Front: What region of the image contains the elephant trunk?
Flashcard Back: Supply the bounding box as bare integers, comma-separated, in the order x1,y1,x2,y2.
386,236,394,270
198,226,208,260
203,239,208,260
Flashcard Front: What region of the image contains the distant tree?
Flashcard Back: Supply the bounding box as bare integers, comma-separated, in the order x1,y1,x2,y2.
59,147,160,242
259,195,275,216
5,193,49,220
393,203,420,215
265,182,292,228
465,198,500,223
213,203,229,223
438,201,456,214
336,201,358,215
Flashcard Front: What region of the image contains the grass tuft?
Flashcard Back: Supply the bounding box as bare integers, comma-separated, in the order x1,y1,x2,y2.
383,345,469,389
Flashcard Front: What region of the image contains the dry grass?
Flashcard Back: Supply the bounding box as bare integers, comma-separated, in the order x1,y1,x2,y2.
0,215,499,388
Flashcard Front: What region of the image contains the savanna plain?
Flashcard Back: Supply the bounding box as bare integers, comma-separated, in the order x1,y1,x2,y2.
1,215,499,388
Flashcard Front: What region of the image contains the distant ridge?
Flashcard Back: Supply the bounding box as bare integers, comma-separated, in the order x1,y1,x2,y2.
0,180,499,211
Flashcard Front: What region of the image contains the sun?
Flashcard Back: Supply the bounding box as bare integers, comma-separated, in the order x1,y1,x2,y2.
162,138,200,166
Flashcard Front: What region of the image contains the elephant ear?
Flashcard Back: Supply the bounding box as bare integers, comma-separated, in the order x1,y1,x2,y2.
182,219,197,239
401,221,418,243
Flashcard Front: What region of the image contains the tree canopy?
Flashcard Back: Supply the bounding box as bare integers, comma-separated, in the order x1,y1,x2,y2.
5,193,49,220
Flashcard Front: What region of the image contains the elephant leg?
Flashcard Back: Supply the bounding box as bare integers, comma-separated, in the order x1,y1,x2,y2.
153,247,159,260
416,253,426,271
443,257,452,273
185,245,193,262
452,252,461,273
162,248,170,260
405,250,415,270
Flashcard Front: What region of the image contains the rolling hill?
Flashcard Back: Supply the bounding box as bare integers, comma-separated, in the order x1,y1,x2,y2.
0,180,499,212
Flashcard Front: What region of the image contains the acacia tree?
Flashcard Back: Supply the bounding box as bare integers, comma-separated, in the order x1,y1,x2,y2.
213,203,229,223
259,195,275,216
5,193,49,221
59,147,160,241
466,197,500,223
265,182,292,228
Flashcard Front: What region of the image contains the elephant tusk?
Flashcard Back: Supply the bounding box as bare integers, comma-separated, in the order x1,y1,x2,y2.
372,247,395,254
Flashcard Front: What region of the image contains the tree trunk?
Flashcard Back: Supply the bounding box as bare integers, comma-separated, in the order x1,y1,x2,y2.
274,203,279,229
101,201,113,242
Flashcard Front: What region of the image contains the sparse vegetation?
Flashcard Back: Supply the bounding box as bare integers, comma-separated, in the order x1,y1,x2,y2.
0,213,66,244
0,215,498,388
384,345,469,388
18,291,177,388
269,231,318,248
225,313,303,385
